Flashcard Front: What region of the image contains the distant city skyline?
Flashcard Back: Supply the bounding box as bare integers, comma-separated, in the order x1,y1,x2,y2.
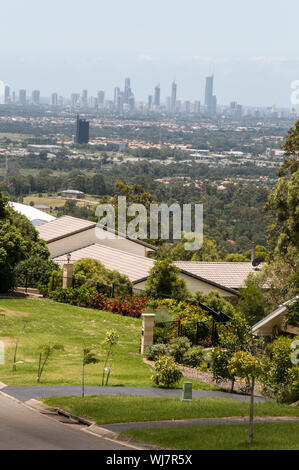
0,1,298,107
0,74,298,115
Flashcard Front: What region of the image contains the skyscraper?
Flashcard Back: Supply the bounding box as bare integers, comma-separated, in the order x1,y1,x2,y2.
114,87,120,110
205,76,217,115
205,76,213,107
4,86,10,104
32,90,40,105
97,90,105,107
81,89,88,107
154,84,160,107
148,95,153,110
75,114,89,145
50,92,58,106
171,81,177,113
19,89,27,105
71,93,80,107
124,78,131,104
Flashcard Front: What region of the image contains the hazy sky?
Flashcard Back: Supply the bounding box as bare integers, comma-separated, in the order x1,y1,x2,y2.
1,0,298,106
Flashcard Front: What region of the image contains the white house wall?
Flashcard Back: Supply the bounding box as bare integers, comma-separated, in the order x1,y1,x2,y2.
134,273,238,299
48,228,97,258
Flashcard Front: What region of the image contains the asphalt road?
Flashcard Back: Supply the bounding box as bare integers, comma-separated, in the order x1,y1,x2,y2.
0,393,135,450
2,385,268,402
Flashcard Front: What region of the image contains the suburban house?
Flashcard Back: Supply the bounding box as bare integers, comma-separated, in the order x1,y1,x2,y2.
36,215,156,258
252,297,299,338
34,204,51,214
59,190,85,199
34,215,263,300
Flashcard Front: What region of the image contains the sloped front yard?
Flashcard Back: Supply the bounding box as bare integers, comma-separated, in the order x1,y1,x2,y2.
0,299,218,390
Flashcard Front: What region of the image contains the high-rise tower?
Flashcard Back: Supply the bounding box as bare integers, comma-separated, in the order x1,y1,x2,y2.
205,76,217,115
171,81,177,112
75,114,89,145
154,84,160,107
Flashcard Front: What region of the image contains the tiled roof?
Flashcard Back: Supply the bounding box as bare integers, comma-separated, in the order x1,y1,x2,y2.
53,244,154,283
53,245,238,295
36,215,96,243
174,262,262,289
37,215,157,250
10,202,55,223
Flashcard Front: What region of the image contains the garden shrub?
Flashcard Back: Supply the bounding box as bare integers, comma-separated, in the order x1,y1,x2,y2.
14,256,59,289
193,290,235,317
73,258,133,292
182,346,204,368
153,326,173,344
48,286,97,307
168,336,190,363
151,355,183,388
261,336,299,403
147,298,206,321
145,343,169,361
211,347,236,388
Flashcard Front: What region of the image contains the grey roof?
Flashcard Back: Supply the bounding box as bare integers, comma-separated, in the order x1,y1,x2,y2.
252,296,299,334
53,243,154,282
36,216,96,243
61,190,84,194
36,215,157,251
53,244,238,295
174,261,262,289
97,224,157,251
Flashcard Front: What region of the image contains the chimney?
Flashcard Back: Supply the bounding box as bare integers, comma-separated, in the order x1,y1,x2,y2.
251,243,255,264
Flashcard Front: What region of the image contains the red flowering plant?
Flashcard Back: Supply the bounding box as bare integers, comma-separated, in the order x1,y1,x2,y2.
91,293,148,318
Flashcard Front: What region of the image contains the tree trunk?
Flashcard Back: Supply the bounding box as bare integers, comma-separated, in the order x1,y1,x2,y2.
13,341,18,372
82,362,85,398
249,377,255,444
37,352,42,383
101,345,112,386
230,378,235,393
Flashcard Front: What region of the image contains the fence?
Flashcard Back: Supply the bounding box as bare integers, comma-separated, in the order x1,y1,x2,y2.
155,318,222,347
17,269,231,347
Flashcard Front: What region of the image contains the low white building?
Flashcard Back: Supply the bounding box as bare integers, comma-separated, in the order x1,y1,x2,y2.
10,202,55,226
252,297,299,337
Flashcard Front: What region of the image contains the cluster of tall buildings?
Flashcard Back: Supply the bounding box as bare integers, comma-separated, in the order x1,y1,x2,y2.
0,86,42,105
67,76,217,115
1,76,218,115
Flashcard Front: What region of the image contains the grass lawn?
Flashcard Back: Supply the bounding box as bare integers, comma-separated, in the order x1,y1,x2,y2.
0,133,33,141
121,422,299,450
23,194,97,208
0,299,219,390
41,395,299,425
23,195,70,208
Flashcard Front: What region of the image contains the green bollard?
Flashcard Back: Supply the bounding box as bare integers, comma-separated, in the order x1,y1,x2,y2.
181,382,192,401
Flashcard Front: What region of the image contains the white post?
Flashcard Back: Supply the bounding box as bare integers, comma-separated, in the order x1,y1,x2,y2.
141,313,155,355
62,263,74,289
